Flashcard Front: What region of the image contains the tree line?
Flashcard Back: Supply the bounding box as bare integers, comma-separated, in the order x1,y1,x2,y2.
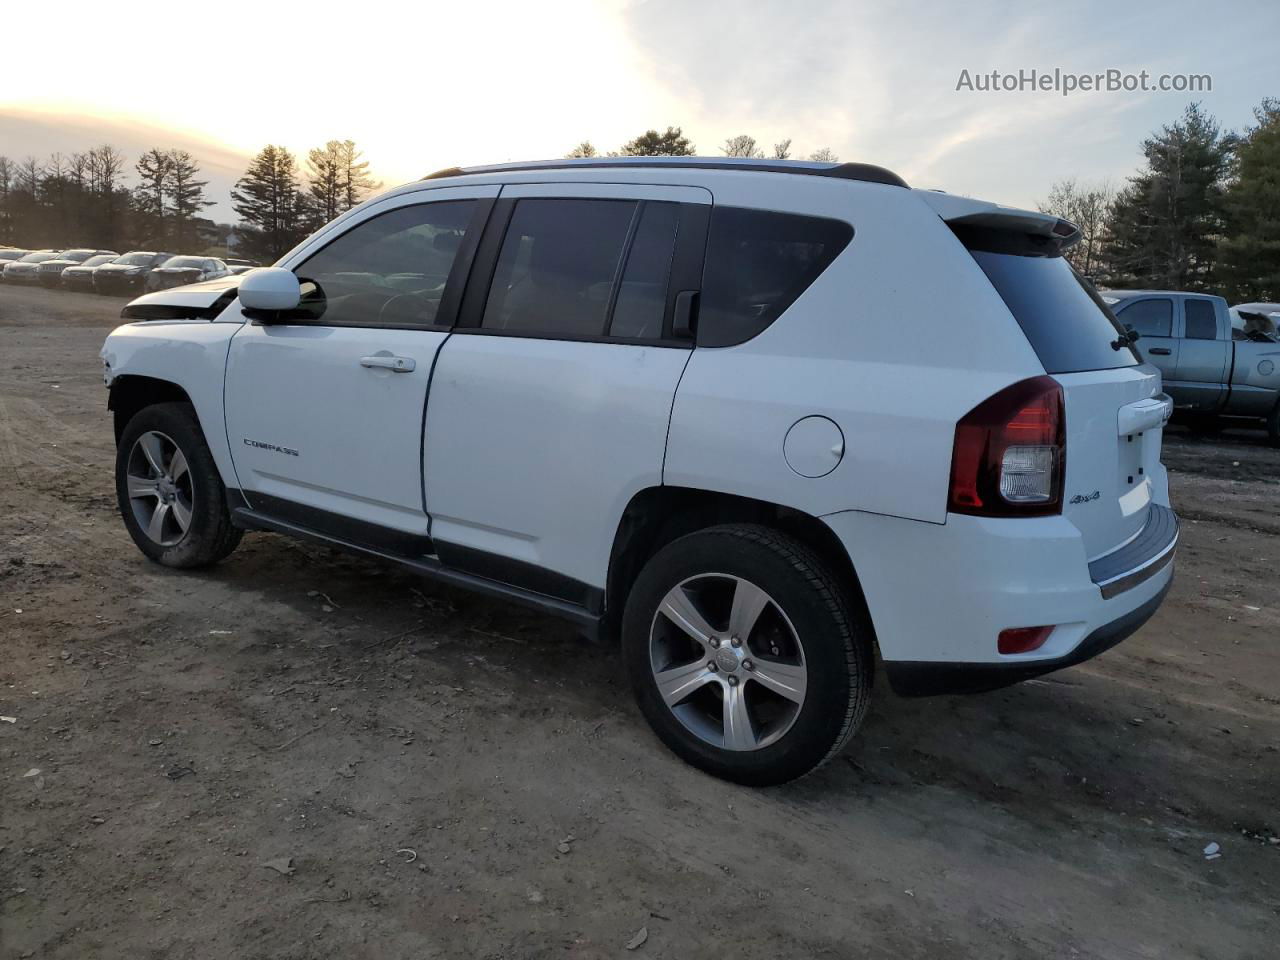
0,146,200,253
1041,98,1280,302
565,126,839,162
0,139,381,263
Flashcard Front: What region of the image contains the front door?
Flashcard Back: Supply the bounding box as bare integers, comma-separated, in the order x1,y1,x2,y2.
423,183,710,597
223,186,496,538
1116,297,1180,398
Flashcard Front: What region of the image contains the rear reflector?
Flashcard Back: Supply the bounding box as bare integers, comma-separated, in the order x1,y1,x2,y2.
998,626,1054,655
949,376,1065,517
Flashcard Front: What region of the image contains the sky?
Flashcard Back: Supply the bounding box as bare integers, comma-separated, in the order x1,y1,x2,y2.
2,0,1278,222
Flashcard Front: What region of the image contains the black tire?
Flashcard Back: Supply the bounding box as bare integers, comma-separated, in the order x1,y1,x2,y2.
115,402,242,568
1267,401,1280,447
622,524,872,786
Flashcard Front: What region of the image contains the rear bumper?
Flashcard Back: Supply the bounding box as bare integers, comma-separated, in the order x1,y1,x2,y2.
884,578,1170,695
823,502,1177,697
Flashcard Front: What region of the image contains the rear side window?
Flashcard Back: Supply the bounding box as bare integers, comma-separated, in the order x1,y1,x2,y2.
1183,299,1218,340
482,198,680,340
969,251,1139,373
698,207,853,347
1115,298,1173,338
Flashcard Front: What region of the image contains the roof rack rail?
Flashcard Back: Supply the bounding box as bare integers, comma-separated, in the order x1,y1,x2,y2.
423,157,908,188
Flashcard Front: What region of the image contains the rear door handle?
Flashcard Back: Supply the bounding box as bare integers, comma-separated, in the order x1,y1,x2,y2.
360,355,416,372
1147,347,1172,355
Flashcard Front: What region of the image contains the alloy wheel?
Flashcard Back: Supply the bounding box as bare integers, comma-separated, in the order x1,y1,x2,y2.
125,430,194,547
648,574,808,751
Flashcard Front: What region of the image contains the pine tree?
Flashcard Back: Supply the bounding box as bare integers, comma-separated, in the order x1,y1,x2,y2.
306,140,346,228
620,127,695,156
231,145,309,263
1099,102,1234,289
168,150,212,250
1217,98,1280,301
338,140,380,212
134,148,172,247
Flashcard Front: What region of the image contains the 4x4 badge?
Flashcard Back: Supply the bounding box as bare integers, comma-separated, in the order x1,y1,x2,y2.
1069,490,1101,504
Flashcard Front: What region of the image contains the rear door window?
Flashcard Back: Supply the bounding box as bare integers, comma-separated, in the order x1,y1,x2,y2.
1183,299,1218,340
482,198,682,341
1115,299,1173,338
697,207,852,347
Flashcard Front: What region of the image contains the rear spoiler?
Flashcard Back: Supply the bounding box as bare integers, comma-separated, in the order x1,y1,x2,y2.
915,189,1081,257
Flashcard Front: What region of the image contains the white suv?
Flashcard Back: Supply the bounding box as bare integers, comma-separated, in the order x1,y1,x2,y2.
101,157,1177,784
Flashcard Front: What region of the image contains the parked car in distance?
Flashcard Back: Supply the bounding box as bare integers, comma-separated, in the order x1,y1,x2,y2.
226,263,257,276
101,157,1178,785
3,250,64,284
39,249,117,288
1230,302,1280,342
1103,290,1280,443
145,256,232,292
61,254,120,291
0,248,31,275
93,251,173,296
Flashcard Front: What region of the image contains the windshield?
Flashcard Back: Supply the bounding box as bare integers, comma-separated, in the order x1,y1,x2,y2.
0,251,26,260
20,252,60,263
163,257,205,268
967,250,1141,373
115,253,155,266
81,255,115,268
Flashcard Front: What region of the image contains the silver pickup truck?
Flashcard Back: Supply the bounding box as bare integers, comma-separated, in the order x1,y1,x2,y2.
1102,290,1280,444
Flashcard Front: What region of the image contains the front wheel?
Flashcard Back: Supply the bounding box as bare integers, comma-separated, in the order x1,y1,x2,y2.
622,524,872,785
115,402,243,568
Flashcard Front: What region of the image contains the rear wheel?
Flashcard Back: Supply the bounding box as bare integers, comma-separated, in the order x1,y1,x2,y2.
622,524,872,785
115,402,242,568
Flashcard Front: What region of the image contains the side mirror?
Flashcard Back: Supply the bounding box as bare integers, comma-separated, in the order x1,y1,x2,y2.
238,267,301,315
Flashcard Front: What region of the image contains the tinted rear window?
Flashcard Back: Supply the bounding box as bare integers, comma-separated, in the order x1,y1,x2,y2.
968,251,1139,373
698,207,852,347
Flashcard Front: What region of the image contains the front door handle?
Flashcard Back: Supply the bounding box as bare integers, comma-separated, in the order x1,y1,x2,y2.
1147,347,1172,356
360,355,416,372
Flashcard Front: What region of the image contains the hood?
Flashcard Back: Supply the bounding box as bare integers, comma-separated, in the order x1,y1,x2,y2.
121,276,241,320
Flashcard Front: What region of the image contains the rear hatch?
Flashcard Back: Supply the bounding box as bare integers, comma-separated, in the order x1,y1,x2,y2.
926,192,1165,562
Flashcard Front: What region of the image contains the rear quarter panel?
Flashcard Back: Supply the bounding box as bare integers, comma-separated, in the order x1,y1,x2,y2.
664,178,1045,524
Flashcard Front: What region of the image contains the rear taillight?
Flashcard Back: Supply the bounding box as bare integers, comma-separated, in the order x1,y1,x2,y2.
948,376,1064,517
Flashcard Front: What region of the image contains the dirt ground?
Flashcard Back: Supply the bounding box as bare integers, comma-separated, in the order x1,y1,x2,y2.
1,283,1277,960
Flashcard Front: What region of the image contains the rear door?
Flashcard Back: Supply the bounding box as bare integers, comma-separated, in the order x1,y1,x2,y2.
1173,296,1230,411
423,182,709,596
966,251,1165,561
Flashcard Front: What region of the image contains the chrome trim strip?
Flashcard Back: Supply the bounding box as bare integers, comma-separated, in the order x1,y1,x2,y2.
1096,532,1178,600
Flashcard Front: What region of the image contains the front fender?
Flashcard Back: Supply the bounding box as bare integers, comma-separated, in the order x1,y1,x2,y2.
101,320,242,489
